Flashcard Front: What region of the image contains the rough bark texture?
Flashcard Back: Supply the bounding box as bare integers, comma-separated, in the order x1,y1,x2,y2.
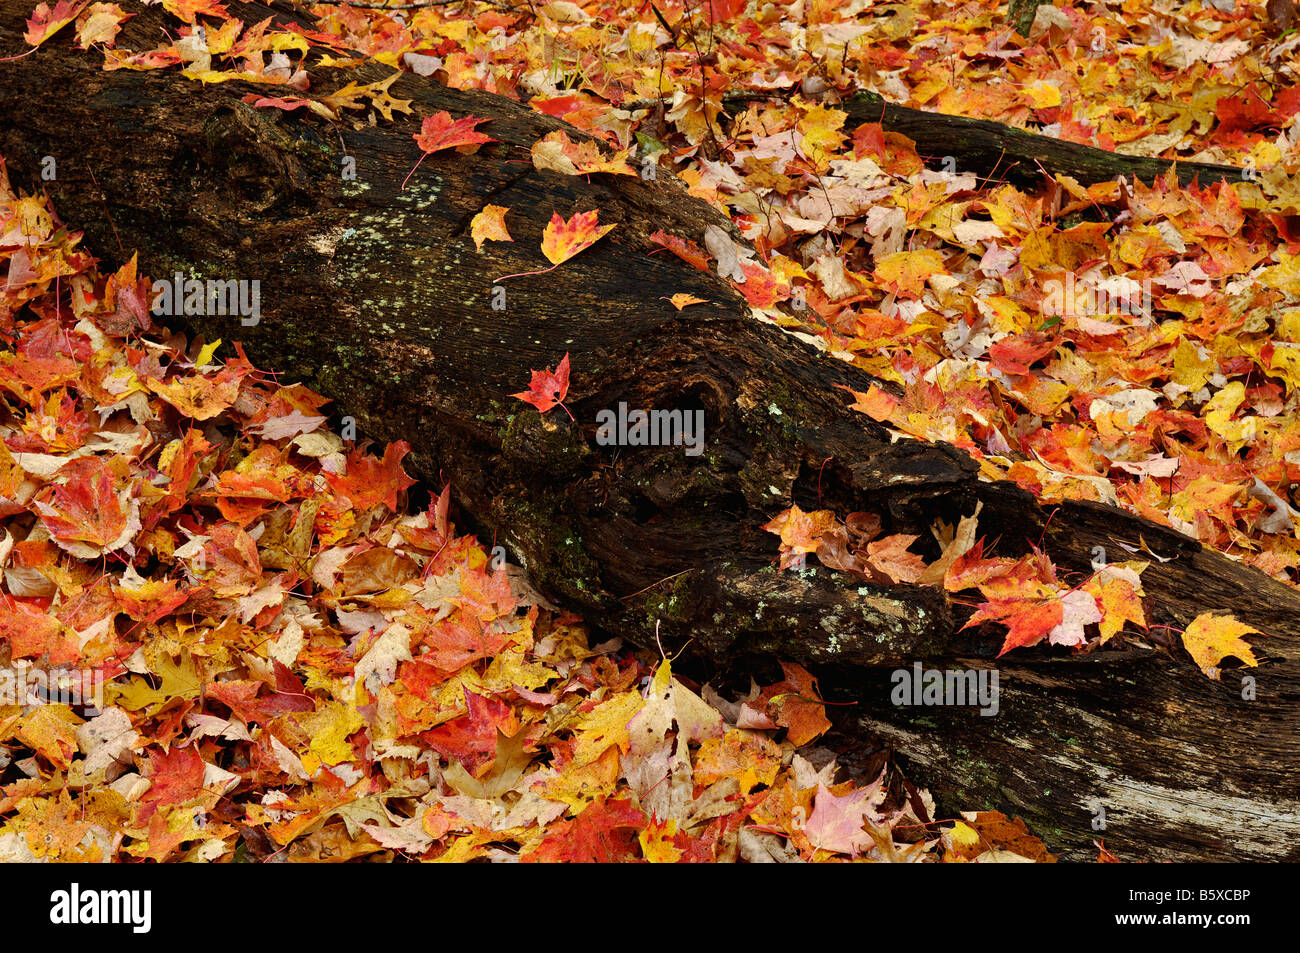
838,92,1243,188
1,0,1295,862
1007,0,1048,38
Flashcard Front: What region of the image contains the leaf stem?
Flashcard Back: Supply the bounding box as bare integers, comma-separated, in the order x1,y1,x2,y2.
496,263,558,281
400,151,429,191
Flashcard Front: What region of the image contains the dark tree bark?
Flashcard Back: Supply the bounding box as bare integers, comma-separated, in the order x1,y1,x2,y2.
1007,0,1048,38
839,92,1242,188
1,0,1295,862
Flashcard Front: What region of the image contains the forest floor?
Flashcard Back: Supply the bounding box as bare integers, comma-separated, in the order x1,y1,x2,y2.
0,0,1297,861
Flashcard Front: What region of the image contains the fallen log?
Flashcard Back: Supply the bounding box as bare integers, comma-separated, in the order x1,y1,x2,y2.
839,91,1243,188
0,0,1295,861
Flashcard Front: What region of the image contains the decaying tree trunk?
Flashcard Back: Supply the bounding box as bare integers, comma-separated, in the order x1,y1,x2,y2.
1,0,1295,861
839,92,1242,188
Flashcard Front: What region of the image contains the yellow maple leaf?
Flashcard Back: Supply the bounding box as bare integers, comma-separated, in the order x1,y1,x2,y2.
1180,613,1263,679
1205,381,1255,445
536,744,620,809
1171,338,1213,391
15,705,82,769
531,130,636,177
797,105,847,171
873,249,946,298
299,699,365,766
109,651,204,712
1083,568,1146,643
470,205,513,252
1260,252,1300,296
639,818,683,863
1024,81,1062,109
570,689,642,767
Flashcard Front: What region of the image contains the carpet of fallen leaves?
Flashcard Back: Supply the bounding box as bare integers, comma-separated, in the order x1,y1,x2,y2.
3,0,1297,861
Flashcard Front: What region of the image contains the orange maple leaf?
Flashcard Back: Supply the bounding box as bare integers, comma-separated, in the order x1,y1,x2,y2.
767,661,832,746
761,504,840,570
33,456,139,559
161,0,229,24
0,595,76,663
648,230,711,271
840,383,902,424
542,210,616,266
469,205,513,251
498,212,616,280
708,0,748,22
865,533,926,583
530,130,637,177
112,577,191,624
323,441,417,513
660,293,707,310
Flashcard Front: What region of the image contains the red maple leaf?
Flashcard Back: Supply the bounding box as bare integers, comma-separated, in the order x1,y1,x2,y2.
207,673,313,724
413,112,496,153
988,332,1059,376
511,353,573,419
420,689,519,775
33,456,138,559
708,0,748,23
1215,88,1278,136
523,796,647,862
968,596,1065,656
24,0,89,47
136,745,206,826
403,111,496,189
648,230,712,271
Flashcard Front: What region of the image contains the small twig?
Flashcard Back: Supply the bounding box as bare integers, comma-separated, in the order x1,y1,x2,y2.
619,569,693,602
84,162,127,260
619,89,772,113
648,1,678,44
